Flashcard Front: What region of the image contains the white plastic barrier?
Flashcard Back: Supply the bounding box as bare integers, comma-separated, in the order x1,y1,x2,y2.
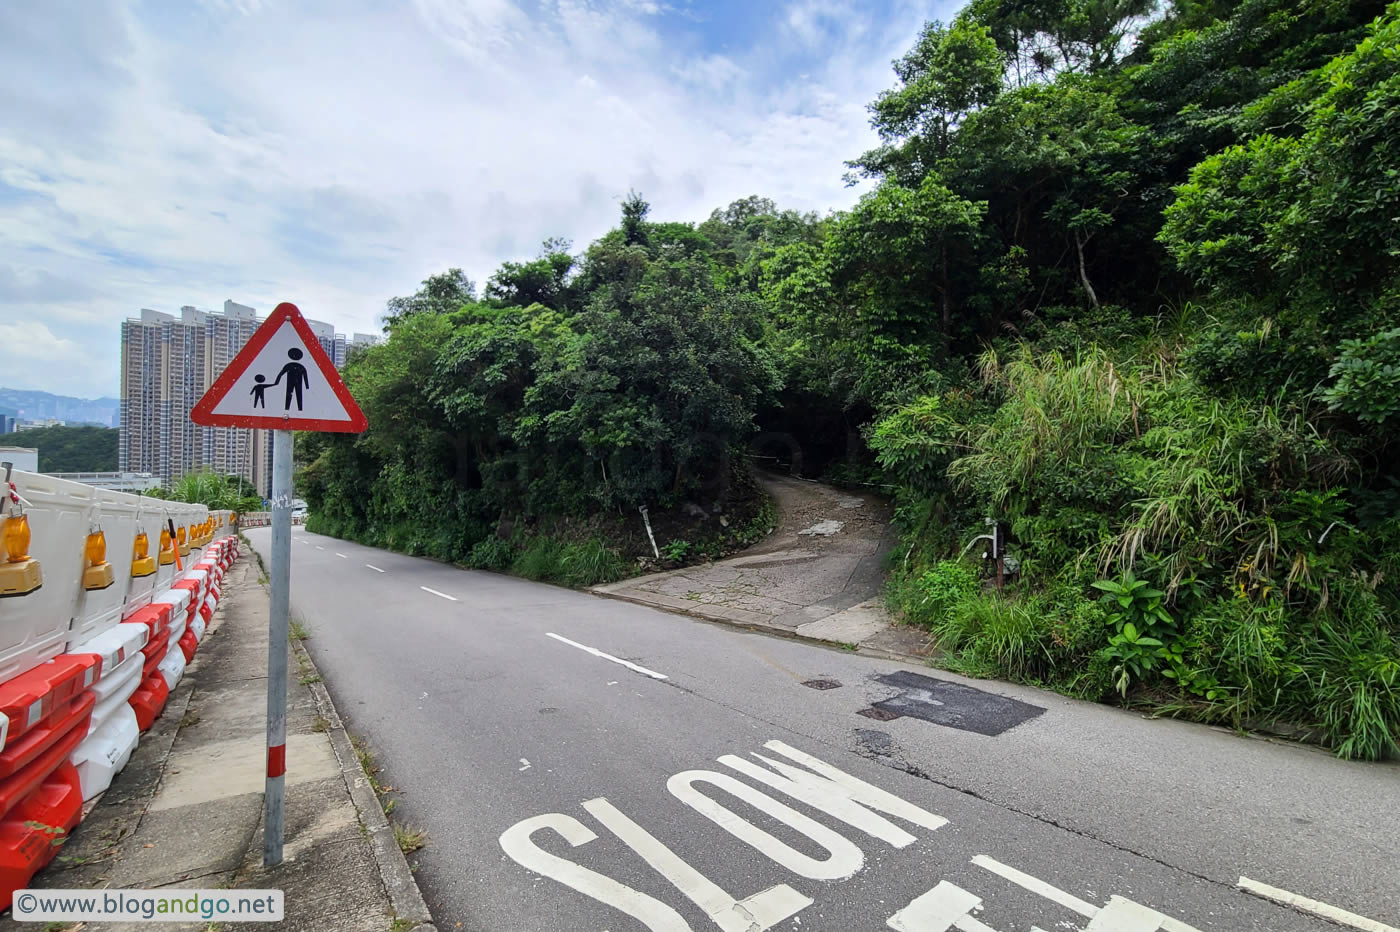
156,640,186,691
0,475,94,684
70,623,148,684
87,650,144,735
122,499,166,619
69,489,140,648
0,468,242,890
149,500,180,597
71,704,140,800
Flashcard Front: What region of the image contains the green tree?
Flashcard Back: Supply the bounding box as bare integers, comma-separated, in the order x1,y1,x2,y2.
0,425,117,472
165,470,262,512
850,16,1003,184
485,240,576,311
383,268,477,328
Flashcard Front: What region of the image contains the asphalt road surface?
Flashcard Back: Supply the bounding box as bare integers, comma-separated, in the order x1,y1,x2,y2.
245,526,1400,932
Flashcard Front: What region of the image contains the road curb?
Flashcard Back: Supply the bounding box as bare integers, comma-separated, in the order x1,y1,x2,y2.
589,586,932,666
292,634,437,932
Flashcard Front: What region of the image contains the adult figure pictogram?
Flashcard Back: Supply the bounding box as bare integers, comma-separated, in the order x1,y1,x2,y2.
275,348,310,411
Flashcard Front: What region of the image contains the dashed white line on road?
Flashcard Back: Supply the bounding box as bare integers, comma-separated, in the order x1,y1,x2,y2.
315,546,324,550
420,586,458,601
366,564,385,573
336,552,347,558
545,632,668,680
1238,877,1398,932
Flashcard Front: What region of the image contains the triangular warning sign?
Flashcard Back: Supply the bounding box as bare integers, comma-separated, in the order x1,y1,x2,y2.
190,302,368,433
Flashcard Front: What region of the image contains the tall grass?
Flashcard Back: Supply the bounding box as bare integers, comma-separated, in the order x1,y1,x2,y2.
887,337,1398,759
512,536,628,588
931,591,1054,681
951,345,1135,510
165,469,263,512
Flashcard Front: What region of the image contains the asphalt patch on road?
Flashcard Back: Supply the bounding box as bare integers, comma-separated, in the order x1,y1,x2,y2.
869,670,1046,736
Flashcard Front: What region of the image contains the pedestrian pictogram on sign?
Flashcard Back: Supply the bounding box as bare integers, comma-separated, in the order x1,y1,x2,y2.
190,302,367,432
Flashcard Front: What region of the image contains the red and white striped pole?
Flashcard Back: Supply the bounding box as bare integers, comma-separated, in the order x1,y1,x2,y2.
263,429,292,866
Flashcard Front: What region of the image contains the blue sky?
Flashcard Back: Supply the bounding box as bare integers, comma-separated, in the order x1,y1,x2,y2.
0,0,957,399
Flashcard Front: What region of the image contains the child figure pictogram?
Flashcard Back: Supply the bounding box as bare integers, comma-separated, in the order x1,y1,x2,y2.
250,374,269,408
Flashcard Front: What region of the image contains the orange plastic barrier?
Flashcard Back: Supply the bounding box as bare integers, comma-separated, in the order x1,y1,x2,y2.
0,656,99,750
0,707,91,817
178,629,197,665
0,762,83,910
0,693,95,779
128,673,170,732
141,629,172,679
125,602,172,640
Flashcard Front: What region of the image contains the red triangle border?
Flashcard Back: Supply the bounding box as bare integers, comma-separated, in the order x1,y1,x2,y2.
189,302,368,433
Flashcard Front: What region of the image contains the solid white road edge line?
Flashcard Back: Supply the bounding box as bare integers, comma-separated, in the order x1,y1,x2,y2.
420,586,458,602
545,632,669,680
366,564,385,573
1237,877,1399,932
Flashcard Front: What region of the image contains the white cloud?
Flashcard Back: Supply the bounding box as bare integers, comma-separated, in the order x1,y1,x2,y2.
0,0,957,399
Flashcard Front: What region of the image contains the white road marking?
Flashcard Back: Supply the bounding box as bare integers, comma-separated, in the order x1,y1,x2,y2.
499,814,691,931
315,545,324,550
519,759,532,772
336,552,347,558
545,633,668,680
972,855,1097,918
974,857,1203,932
607,681,618,686
584,796,810,932
1238,877,1398,932
668,770,865,881
1086,897,1176,931
420,586,458,601
887,881,992,931
719,741,947,849
366,564,385,573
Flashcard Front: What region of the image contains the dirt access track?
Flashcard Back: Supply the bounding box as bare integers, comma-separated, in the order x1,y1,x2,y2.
594,473,931,657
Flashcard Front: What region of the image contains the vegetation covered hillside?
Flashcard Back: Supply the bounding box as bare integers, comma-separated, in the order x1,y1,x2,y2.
0,425,118,472
303,0,1400,758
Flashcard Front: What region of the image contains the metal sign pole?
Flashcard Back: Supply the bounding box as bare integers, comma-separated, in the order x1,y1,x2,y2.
264,428,293,866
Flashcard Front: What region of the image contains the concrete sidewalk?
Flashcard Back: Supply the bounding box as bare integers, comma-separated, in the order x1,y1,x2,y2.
593,473,933,660
5,556,434,931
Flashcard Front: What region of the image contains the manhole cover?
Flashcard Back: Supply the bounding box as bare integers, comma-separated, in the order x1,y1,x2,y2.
802,679,842,690
871,670,1044,736
857,706,900,721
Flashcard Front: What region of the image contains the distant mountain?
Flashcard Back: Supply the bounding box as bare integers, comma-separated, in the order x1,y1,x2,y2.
0,389,120,427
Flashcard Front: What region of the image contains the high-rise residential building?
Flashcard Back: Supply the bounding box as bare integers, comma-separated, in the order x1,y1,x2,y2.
303,320,379,368
119,300,362,497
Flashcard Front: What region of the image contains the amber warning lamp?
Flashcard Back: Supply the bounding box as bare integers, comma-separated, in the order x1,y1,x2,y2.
82,528,115,591
0,512,42,597
131,529,156,578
